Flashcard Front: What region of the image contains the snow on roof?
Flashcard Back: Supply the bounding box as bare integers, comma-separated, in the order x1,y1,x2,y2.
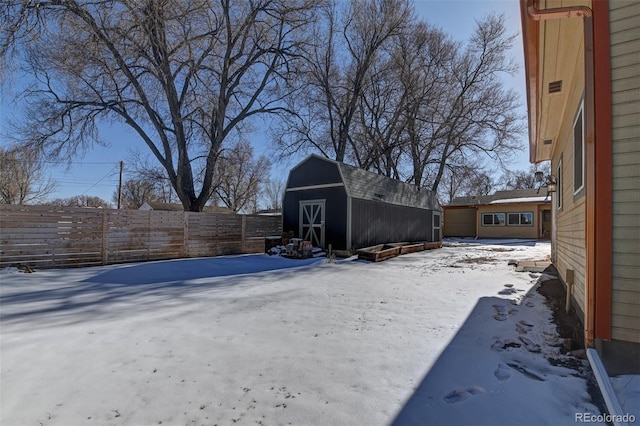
447,189,549,207
490,196,549,204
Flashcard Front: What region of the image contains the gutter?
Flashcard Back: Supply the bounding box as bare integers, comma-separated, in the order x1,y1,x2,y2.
587,348,629,426
526,2,591,20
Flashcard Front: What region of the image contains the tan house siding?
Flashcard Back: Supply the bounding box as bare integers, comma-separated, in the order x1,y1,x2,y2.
554,194,586,315
476,204,540,239
443,207,476,237
549,29,588,317
609,0,640,343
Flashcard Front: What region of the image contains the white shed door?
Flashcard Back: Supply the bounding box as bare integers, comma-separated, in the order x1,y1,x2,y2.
299,200,325,248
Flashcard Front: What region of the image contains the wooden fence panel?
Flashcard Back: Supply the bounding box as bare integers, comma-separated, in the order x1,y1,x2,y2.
0,205,104,267
0,205,281,268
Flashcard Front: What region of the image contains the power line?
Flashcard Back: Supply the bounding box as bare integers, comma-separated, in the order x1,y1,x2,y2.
44,161,121,165
81,164,119,195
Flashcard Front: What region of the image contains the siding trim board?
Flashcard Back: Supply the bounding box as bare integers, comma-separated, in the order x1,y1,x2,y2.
346,196,352,251
573,100,585,195
591,0,613,343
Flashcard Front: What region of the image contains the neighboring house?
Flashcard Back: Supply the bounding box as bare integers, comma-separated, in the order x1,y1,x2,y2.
139,201,233,214
282,155,442,251
444,189,552,239
521,0,639,373
139,201,183,211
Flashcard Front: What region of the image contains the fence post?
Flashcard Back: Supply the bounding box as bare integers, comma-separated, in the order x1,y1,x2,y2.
183,212,189,258
241,215,246,253
147,210,151,261
101,209,108,265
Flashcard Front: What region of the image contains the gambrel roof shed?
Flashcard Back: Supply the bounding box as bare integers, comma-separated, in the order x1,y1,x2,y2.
282,155,441,251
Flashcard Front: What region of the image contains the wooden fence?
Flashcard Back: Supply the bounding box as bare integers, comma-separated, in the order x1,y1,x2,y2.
0,204,282,268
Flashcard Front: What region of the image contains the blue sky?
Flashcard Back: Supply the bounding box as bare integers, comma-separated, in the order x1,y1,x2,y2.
0,0,529,204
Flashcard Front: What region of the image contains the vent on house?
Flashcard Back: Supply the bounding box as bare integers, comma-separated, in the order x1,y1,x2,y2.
543,139,553,145
548,80,563,94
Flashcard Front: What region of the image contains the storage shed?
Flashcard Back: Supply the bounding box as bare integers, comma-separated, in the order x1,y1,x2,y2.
282,155,442,251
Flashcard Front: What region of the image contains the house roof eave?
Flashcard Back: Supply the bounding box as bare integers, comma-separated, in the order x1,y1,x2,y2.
521,0,541,164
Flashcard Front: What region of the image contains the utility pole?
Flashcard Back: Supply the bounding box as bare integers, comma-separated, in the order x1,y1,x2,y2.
117,161,124,209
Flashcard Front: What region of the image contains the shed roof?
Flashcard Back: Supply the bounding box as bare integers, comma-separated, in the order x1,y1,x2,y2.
292,155,440,211
447,189,549,207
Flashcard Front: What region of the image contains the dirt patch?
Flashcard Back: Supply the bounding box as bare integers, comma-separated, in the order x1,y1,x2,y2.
456,257,497,264
487,248,515,252
537,273,583,350
536,266,609,416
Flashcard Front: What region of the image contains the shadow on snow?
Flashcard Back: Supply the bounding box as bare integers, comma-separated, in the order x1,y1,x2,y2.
0,255,322,326
391,270,598,426
444,238,541,247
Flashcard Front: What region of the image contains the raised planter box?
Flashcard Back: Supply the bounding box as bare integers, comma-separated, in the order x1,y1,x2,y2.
357,244,402,262
399,243,426,255
424,241,442,250
357,241,442,262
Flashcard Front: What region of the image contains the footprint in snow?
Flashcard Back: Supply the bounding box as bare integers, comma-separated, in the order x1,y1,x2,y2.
492,304,509,321
516,320,535,335
519,336,542,353
507,361,546,381
494,363,511,381
490,339,522,352
443,386,485,404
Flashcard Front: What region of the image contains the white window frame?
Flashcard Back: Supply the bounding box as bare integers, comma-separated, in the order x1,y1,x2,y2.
556,157,563,210
573,102,585,195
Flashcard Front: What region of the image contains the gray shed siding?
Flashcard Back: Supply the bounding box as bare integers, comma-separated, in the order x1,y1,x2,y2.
350,199,435,249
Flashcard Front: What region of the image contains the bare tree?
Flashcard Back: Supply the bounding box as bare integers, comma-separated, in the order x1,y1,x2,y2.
262,178,285,213
441,165,496,203
2,0,315,211
48,195,111,208
0,146,56,204
500,162,551,190
126,153,178,204
214,141,271,213
275,11,523,197
113,178,161,209
407,14,523,193
351,20,455,180
275,0,412,162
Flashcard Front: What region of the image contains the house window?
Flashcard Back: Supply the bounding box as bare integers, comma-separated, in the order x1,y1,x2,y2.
557,157,563,210
574,103,584,194
507,212,533,226
482,213,505,226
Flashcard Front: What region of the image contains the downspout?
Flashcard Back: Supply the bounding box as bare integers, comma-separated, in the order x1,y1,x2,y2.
525,0,597,348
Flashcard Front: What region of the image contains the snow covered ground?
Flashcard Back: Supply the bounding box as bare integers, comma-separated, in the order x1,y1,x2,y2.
0,240,610,425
